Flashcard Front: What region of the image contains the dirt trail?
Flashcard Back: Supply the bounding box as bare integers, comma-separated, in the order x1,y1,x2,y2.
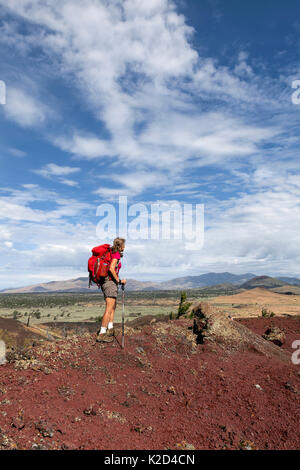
25,325,64,340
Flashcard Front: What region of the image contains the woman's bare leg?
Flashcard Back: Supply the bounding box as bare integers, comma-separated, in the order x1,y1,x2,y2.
101,297,116,329
108,298,117,324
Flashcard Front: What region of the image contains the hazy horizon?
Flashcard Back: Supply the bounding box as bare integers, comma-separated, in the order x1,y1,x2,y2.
2,270,300,292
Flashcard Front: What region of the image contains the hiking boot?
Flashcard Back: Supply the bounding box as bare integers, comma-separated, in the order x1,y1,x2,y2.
107,328,115,337
96,332,114,343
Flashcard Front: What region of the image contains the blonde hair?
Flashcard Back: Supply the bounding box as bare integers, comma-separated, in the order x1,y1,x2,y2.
112,237,126,254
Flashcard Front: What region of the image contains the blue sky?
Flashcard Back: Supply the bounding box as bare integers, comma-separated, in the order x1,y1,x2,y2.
0,0,300,288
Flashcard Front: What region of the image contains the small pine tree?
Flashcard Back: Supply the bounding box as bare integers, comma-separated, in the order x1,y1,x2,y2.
13,310,19,320
177,292,192,319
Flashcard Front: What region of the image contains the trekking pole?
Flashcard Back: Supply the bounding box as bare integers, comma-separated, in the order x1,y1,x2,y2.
121,284,125,349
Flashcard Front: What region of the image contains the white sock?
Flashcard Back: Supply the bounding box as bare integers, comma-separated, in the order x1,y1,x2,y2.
100,326,107,334
108,322,113,330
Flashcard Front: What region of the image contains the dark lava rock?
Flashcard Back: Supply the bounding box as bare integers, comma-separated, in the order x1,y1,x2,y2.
263,326,286,346
35,420,54,437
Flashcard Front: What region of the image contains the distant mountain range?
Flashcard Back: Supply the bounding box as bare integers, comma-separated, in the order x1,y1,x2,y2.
276,276,300,286
1,272,299,294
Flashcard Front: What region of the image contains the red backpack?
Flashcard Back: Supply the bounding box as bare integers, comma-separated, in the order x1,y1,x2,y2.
88,244,112,287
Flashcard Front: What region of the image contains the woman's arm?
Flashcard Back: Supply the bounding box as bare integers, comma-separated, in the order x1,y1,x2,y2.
109,258,120,283
109,258,126,285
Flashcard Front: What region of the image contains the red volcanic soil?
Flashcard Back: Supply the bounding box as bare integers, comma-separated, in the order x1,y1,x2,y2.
237,317,300,354
0,316,299,450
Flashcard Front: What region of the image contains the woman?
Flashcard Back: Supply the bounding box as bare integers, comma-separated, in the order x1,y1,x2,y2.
96,237,127,343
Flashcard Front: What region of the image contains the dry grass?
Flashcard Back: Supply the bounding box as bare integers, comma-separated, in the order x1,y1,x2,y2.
208,287,300,318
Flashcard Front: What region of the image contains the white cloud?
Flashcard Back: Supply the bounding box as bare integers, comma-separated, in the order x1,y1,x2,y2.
0,0,278,175
93,170,193,200
32,163,81,186
0,185,91,223
3,86,49,127
4,241,13,248
56,133,114,159
8,148,27,157
115,171,166,192
33,163,81,178
59,179,79,187
93,187,129,200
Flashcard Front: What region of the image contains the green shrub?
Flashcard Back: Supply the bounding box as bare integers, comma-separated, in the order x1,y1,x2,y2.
31,309,41,319
261,307,275,318
177,292,192,319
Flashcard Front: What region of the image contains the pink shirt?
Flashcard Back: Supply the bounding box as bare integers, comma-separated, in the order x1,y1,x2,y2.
108,251,121,280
